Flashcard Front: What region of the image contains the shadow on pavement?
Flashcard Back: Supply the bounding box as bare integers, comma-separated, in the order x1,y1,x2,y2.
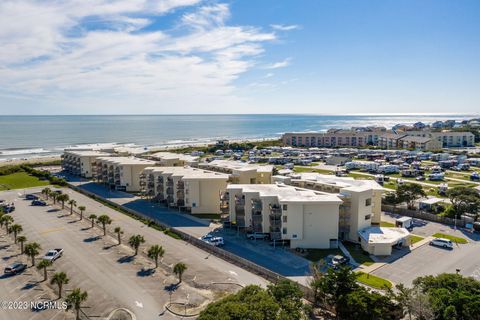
117,255,135,264
137,268,156,277
83,236,101,243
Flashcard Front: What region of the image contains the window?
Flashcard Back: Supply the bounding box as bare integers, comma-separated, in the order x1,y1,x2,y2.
282,228,287,235
365,214,371,220
292,234,297,239
282,204,288,211
365,198,372,206
282,216,287,223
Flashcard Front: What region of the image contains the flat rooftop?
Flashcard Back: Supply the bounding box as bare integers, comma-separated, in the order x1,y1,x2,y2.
200,159,273,173
358,226,410,245
227,183,342,203
150,152,199,163
64,150,111,157
143,166,229,180
96,156,156,166
288,172,385,192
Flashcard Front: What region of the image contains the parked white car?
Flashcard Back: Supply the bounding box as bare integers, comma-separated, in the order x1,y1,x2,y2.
430,238,453,249
42,249,64,261
207,237,224,247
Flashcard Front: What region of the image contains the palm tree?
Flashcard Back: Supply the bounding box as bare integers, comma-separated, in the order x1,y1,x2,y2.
37,259,52,282
78,206,86,220
173,262,187,283
9,224,23,243
114,227,123,245
17,235,27,254
66,288,88,320
1,215,14,233
97,215,112,236
88,214,97,229
51,192,58,204
57,194,69,209
68,199,77,215
42,187,51,199
51,272,69,299
24,242,41,266
128,234,145,256
147,245,165,269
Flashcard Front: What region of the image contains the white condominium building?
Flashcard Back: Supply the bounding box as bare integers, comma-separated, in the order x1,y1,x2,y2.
94,157,156,192
226,184,342,249
199,160,273,184
148,152,199,167
140,167,229,214
62,150,111,178
274,173,385,242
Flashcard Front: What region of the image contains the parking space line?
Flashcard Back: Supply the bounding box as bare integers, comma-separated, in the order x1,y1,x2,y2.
39,227,64,235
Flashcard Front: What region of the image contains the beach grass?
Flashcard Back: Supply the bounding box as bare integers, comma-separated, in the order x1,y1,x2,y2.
356,272,392,289
432,233,468,244
0,172,50,191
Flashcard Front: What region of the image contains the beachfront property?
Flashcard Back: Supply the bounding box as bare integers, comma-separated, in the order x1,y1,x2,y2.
282,129,474,150
198,159,273,184
62,150,111,178
93,157,156,192
140,167,229,214
147,152,199,167
273,173,384,241
282,127,386,148
225,184,342,249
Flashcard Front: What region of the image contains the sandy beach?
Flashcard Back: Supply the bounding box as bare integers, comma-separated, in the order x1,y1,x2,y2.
0,156,61,167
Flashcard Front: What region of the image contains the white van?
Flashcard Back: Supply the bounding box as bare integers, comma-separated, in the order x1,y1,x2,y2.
430,238,453,249
207,237,224,247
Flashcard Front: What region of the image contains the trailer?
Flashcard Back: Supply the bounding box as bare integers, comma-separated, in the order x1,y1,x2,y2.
395,217,413,229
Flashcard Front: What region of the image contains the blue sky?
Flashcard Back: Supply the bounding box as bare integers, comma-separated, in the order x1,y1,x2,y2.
0,0,479,114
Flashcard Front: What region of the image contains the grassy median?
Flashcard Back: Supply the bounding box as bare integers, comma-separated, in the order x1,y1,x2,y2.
432,233,468,244
356,272,392,289
410,235,425,245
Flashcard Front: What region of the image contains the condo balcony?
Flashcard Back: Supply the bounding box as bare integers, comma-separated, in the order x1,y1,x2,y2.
251,199,262,210
220,192,229,201
167,177,173,187
234,196,245,206
177,199,185,207
177,181,184,189
156,185,164,192
166,187,174,195
157,176,164,184
220,203,229,214
176,190,184,198
147,182,155,188
269,231,282,240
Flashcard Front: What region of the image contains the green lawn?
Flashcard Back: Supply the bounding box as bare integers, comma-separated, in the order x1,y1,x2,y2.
432,233,468,244
342,242,374,266
304,248,343,262
0,172,49,190
356,272,392,289
191,213,221,220
410,235,425,245
380,221,395,227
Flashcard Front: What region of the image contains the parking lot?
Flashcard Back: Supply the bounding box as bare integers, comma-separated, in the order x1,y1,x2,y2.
1,187,266,319
373,212,480,286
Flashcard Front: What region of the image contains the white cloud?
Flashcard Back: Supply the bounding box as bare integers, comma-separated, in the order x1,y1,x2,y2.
270,24,299,31
264,58,291,69
0,1,280,113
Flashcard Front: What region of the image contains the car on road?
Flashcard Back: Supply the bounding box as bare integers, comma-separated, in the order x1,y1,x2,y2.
43,249,64,262
206,237,224,247
326,254,350,269
4,262,27,275
246,231,270,240
430,238,453,249
31,200,47,206
25,194,39,200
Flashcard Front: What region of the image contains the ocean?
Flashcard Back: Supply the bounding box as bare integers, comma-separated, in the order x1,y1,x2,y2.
0,114,477,161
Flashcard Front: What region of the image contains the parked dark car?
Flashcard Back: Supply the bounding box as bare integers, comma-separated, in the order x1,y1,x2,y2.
25,194,39,200
4,262,27,275
31,200,47,206
326,255,350,269
3,205,15,213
